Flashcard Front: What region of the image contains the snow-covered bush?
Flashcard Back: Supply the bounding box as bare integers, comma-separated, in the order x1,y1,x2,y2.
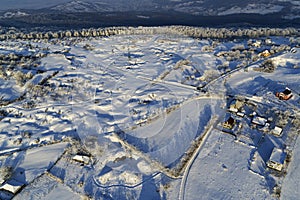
201,45,214,52
0,66,7,79
22,100,36,109
83,44,94,51
254,60,276,73
292,118,300,128
13,71,26,85
276,111,289,127
200,69,219,82
0,166,13,183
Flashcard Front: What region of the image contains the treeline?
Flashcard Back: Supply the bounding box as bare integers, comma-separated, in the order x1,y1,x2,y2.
0,26,299,41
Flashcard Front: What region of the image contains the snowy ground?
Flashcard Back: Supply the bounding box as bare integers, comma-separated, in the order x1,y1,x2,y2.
0,31,299,199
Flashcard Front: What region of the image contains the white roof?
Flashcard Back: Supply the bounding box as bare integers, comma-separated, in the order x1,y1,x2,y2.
72,155,90,164
229,107,238,113
252,116,267,126
272,126,283,136
269,148,286,165
0,180,24,194
237,112,245,117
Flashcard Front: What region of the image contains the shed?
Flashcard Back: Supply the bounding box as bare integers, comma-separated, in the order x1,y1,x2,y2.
271,126,283,137
0,179,24,194
267,148,286,171
72,155,90,165
237,112,245,118
252,116,267,126
258,50,271,57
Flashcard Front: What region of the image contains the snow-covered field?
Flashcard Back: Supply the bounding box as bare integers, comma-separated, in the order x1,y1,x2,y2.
0,30,299,199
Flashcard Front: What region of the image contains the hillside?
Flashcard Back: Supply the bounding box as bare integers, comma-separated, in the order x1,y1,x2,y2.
0,26,299,199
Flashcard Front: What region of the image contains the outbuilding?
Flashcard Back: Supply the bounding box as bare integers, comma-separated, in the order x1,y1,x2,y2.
252,116,267,126
258,50,271,57
271,126,283,137
267,148,286,171
0,179,24,194
72,154,90,165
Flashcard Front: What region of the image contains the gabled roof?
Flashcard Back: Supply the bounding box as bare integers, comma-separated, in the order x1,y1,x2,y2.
0,179,24,194
269,148,286,165
252,116,267,126
72,155,90,165
272,126,283,136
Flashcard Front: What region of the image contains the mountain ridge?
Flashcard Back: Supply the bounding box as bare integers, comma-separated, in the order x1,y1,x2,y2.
0,0,299,28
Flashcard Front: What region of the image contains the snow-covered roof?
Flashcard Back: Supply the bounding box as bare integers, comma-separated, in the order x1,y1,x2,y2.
229,107,238,113
72,155,90,165
272,126,283,136
252,116,267,126
269,148,286,165
0,180,24,194
237,112,245,117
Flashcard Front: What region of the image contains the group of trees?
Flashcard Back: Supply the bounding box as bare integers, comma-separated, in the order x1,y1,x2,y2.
0,26,299,41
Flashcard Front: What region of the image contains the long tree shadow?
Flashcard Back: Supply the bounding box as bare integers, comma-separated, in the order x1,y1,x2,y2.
139,175,161,200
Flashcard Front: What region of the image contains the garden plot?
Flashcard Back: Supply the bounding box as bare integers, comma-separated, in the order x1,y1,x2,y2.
14,174,82,200
184,130,273,200
123,98,223,167
0,143,68,199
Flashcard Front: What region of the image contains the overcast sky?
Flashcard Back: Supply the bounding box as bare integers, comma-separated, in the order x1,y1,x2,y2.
0,0,72,10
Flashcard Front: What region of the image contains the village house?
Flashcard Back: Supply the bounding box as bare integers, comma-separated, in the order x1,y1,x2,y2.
252,116,268,126
72,154,90,165
0,179,24,195
276,87,293,100
271,126,283,137
258,50,271,57
267,148,286,171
